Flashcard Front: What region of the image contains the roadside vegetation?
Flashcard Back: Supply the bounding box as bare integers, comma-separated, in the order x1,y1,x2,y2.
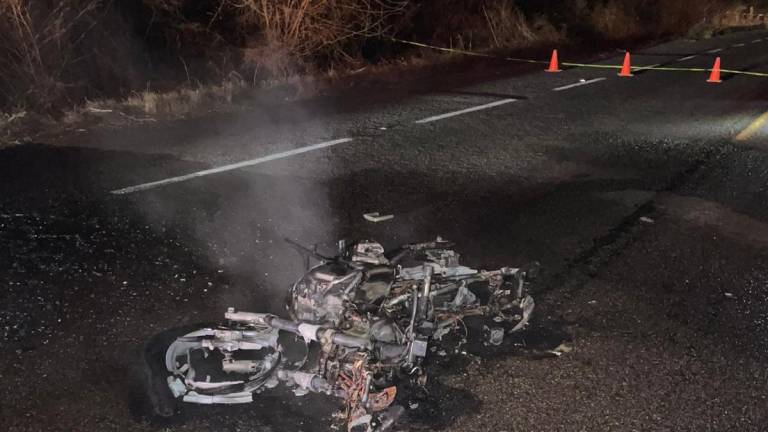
0,0,760,123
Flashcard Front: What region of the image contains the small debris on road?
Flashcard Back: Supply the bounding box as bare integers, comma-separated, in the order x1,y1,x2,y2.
363,212,394,222
724,292,736,299
639,216,655,224
86,107,113,113
484,325,505,346
548,343,573,357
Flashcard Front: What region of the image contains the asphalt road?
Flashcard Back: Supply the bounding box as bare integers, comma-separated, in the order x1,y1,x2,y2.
3,29,768,431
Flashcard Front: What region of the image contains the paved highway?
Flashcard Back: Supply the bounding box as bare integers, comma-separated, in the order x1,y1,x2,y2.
3,29,768,431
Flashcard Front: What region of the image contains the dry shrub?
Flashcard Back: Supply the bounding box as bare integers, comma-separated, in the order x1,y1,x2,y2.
482,1,535,47
657,0,744,37
482,1,563,48
717,8,747,28
587,0,744,41
658,0,713,35
588,0,643,41
240,40,300,79
142,0,186,13
568,0,591,18
0,0,104,110
530,15,566,44
701,3,760,36
227,0,408,74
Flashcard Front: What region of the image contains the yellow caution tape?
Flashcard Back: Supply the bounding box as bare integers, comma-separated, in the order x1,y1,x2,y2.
392,38,768,78
392,38,545,64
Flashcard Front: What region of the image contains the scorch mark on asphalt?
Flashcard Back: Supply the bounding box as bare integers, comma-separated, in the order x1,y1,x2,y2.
553,77,606,91
414,98,518,124
110,138,354,195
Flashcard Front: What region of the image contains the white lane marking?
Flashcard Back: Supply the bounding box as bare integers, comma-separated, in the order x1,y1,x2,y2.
553,77,606,91
753,39,762,43
733,43,746,47
706,48,723,53
110,138,354,195
414,99,518,124
677,55,698,61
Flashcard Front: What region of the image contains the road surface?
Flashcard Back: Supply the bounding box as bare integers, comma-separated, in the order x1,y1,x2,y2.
3,29,768,431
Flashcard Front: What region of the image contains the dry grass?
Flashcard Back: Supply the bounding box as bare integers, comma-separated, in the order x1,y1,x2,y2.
87,78,247,117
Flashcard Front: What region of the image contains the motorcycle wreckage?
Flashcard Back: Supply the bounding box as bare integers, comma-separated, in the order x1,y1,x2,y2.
152,238,536,431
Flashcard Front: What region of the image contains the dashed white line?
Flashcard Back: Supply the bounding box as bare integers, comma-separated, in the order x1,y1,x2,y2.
414,98,518,124
706,48,723,53
677,55,698,61
753,39,762,43
110,138,354,195
553,77,607,91
733,43,746,47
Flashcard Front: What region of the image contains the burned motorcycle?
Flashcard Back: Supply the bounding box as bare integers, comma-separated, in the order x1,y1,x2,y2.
155,238,536,431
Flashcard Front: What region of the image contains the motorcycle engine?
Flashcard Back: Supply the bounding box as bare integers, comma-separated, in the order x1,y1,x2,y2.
288,262,360,325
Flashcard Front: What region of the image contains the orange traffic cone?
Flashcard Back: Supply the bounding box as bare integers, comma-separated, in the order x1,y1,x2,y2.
707,57,722,83
546,49,561,73
618,52,633,77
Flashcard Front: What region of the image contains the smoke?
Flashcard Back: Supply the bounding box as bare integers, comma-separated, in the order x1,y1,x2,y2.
123,99,343,315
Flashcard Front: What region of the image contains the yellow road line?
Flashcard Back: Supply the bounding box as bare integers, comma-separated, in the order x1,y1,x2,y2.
735,111,768,141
